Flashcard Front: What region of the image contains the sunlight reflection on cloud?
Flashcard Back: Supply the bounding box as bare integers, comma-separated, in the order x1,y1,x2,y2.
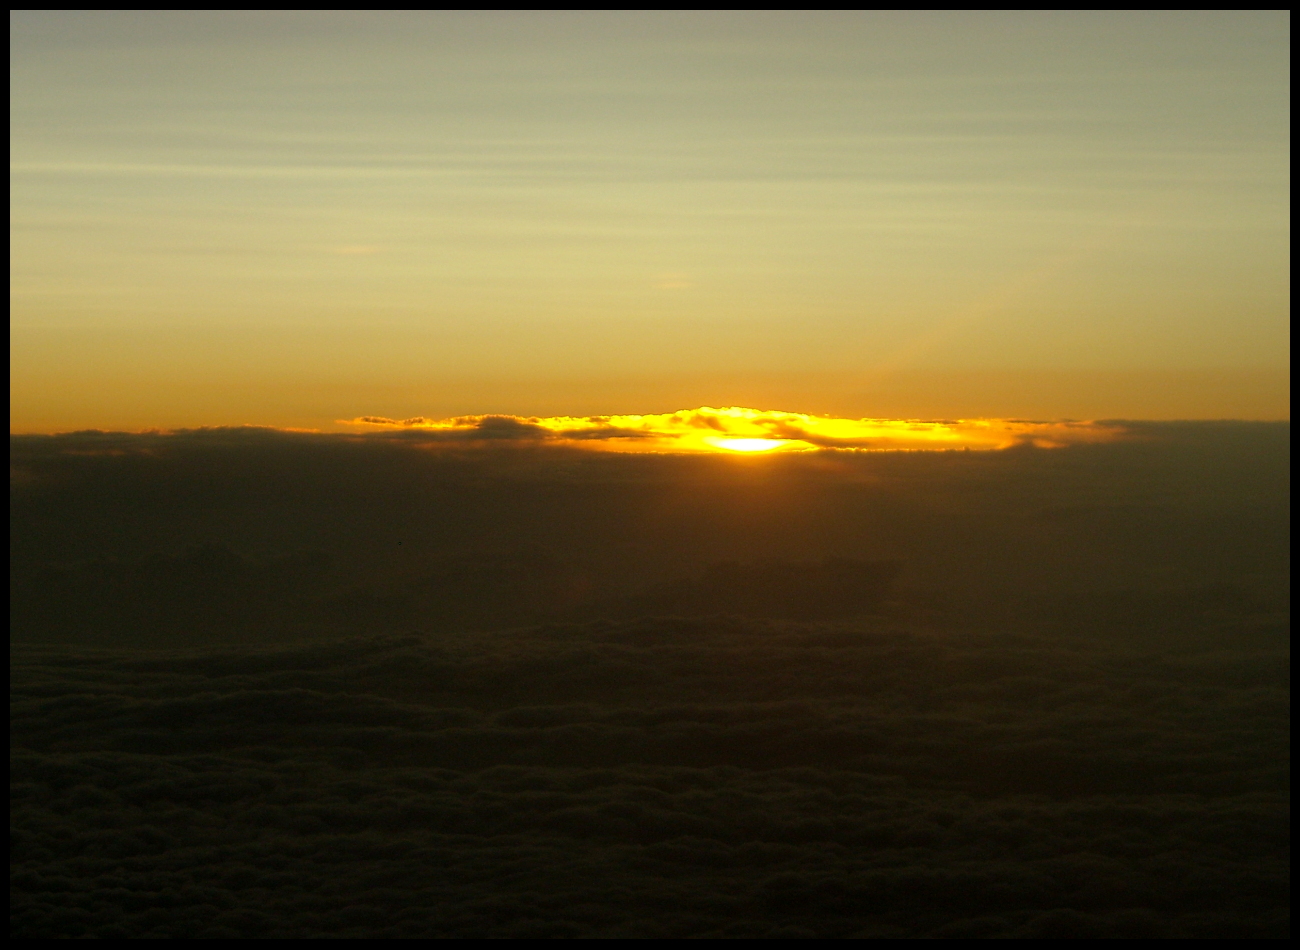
341,407,1126,453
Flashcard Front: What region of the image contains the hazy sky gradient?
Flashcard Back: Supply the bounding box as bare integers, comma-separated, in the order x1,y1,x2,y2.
10,11,1290,430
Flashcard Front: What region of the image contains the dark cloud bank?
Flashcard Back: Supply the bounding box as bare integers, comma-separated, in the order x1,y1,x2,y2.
10,424,1289,938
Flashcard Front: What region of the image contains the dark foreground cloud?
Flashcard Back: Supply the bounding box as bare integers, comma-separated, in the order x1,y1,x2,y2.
10,422,1289,937
12,619,1288,938
10,421,1290,645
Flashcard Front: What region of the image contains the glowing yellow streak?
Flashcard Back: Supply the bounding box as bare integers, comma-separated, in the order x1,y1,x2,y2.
707,438,788,452
341,407,1126,454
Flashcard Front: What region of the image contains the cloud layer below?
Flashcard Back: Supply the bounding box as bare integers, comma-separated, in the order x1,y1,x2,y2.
9,420,1288,937
12,618,1289,938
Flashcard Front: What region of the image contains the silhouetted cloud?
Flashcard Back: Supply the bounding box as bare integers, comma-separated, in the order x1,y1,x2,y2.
351,414,554,440
11,422,1290,642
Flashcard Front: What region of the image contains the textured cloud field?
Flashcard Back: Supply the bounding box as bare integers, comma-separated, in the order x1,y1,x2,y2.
9,422,1290,937
12,619,1288,938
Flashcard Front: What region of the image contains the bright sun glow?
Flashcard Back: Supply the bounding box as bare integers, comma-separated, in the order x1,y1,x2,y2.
707,438,789,452
342,407,1125,454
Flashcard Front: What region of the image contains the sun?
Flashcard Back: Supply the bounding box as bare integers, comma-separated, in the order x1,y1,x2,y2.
708,438,788,452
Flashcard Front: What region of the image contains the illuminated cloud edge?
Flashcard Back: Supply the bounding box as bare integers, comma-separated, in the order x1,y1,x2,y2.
341,407,1126,452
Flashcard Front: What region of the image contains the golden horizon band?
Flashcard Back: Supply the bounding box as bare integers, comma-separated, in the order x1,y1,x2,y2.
341,406,1125,453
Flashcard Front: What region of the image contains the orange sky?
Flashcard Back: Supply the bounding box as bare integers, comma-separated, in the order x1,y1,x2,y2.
10,12,1290,432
